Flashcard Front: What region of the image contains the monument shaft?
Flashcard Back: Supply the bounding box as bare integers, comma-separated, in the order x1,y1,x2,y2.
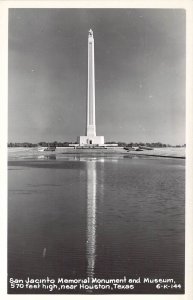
77,29,104,145
87,29,96,136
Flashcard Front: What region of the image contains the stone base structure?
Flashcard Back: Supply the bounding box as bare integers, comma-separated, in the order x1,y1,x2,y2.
77,135,104,146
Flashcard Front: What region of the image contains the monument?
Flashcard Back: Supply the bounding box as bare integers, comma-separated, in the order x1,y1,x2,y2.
77,29,104,146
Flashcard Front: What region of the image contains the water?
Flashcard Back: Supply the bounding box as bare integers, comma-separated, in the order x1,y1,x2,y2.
8,155,185,294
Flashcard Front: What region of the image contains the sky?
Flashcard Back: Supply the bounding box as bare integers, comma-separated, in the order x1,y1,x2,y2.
8,9,185,144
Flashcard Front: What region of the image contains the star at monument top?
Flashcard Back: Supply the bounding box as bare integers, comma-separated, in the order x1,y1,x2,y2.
89,29,93,36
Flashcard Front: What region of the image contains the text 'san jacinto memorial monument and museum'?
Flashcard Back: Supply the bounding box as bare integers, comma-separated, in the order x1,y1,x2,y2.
77,29,104,146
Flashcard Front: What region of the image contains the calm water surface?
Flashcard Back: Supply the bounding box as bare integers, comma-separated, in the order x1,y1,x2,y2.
8,155,185,294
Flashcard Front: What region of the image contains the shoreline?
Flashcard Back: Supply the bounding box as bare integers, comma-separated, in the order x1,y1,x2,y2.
129,153,185,159
8,147,186,160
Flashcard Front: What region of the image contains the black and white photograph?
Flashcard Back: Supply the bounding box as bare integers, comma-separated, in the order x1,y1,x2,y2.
1,0,191,296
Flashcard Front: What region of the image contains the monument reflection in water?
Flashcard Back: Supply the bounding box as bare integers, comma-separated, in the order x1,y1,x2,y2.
86,160,97,278
86,159,105,279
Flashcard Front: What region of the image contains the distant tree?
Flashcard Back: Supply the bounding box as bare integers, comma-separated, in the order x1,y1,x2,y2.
64,142,70,146
127,143,133,147
132,142,139,147
105,141,117,144
117,142,127,147
38,141,48,147
48,141,58,147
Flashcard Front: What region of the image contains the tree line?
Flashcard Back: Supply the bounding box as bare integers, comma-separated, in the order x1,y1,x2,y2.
8,141,186,148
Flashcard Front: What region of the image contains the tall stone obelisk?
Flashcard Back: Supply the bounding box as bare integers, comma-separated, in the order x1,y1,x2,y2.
78,29,104,145
87,29,96,137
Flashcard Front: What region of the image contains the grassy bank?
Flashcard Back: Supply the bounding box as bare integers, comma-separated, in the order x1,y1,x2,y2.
8,147,185,159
